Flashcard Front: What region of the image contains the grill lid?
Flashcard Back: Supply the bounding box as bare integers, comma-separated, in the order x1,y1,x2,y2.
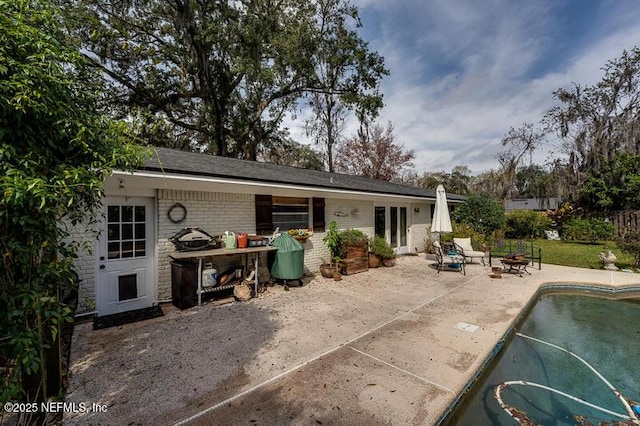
169,227,214,251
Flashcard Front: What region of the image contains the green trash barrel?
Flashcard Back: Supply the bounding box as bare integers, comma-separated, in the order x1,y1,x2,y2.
269,233,304,280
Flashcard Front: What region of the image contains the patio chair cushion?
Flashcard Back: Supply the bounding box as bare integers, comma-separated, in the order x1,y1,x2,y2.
453,237,485,257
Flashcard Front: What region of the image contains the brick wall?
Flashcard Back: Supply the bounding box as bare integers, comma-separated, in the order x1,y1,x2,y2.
158,189,262,300
66,222,97,314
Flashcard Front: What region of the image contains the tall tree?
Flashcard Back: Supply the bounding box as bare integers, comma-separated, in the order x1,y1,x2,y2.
414,166,470,195
515,164,557,199
305,0,387,172
334,121,414,181
546,47,640,202
258,137,325,170
496,123,546,204
1,0,142,407
61,0,386,161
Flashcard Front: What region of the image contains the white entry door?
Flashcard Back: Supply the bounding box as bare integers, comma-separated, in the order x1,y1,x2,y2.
390,206,410,255
96,197,155,316
375,205,410,255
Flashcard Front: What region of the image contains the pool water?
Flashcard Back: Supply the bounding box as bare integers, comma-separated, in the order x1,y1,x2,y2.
449,293,640,425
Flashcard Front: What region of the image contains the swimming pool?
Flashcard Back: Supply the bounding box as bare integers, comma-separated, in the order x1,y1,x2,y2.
445,292,640,425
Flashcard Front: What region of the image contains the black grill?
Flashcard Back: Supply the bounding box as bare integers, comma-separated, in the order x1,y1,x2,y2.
169,227,215,251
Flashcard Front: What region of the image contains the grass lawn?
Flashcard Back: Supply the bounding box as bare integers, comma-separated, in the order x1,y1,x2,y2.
527,239,636,270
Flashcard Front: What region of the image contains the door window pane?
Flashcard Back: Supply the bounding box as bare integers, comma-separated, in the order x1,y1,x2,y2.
108,242,120,259
375,207,385,238
122,206,133,222
390,207,398,247
108,206,120,223
122,241,134,258
400,207,407,246
122,223,133,240
108,224,120,241
135,240,146,257
135,206,145,222
135,223,145,239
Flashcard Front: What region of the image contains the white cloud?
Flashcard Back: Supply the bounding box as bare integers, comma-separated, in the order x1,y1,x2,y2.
286,1,640,175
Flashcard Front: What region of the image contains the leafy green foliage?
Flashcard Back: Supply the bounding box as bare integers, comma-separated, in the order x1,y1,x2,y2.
504,210,551,239
369,235,395,260
618,231,640,267
0,0,142,404
451,195,505,237
450,222,490,251
62,0,387,161
546,48,640,206
580,152,640,212
322,221,342,263
515,164,557,199
563,218,616,243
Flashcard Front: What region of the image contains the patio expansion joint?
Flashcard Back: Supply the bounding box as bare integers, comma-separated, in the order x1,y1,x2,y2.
346,345,456,395
172,272,484,426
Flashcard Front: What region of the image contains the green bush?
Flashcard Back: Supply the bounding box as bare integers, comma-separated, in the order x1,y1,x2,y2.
451,195,504,237
369,235,396,259
338,229,368,247
504,210,551,239
618,230,640,267
564,217,615,243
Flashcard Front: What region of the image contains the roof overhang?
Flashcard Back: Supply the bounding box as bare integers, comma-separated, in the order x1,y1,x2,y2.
108,169,463,204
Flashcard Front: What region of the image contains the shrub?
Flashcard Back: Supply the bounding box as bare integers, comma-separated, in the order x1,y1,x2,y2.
618,230,640,267
451,195,504,237
338,229,368,247
504,210,551,239
322,221,341,263
369,235,396,259
564,217,615,243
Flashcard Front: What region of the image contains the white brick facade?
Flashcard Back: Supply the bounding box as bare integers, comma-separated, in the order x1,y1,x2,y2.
73,182,437,315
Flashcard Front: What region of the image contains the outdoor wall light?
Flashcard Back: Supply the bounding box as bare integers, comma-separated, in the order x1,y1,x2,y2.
414,207,420,214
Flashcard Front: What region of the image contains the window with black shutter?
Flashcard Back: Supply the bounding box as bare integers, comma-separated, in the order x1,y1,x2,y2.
255,195,325,234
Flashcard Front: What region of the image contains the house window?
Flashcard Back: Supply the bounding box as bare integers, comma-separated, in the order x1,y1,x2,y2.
273,196,309,231
255,195,325,235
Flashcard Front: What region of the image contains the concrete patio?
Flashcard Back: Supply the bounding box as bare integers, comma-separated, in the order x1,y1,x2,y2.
64,255,640,425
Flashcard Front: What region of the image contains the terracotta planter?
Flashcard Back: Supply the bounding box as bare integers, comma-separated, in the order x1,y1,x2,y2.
320,264,337,278
369,254,382,268
382,258,396,267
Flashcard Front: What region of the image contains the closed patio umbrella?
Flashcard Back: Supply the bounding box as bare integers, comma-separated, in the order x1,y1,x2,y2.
431,184,452,238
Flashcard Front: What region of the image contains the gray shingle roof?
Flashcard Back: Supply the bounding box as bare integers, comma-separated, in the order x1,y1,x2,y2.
142,147,465,201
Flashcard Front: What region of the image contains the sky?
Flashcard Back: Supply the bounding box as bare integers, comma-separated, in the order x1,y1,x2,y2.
286,0,640,175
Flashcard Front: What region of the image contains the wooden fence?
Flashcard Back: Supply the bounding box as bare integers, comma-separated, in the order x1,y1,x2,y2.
608,210,640,236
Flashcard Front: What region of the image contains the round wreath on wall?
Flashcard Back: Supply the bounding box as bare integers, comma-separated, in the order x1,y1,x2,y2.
167,203,187,224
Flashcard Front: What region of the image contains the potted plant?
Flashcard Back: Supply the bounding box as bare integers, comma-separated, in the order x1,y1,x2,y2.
369,235,396,267
288,228,312,243
320,221,341,278
338,228,369,275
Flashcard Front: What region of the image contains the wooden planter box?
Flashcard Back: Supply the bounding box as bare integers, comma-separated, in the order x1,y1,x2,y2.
340,242,369,275
340,257,369,275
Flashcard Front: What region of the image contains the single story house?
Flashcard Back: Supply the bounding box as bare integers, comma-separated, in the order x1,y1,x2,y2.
72,147,465,317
